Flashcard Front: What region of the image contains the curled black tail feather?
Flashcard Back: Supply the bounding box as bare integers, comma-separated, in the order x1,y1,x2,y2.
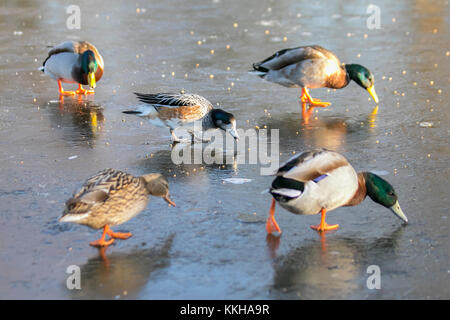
122,110,142,114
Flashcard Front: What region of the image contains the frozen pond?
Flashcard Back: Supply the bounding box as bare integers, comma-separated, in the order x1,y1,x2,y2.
0,0,449,299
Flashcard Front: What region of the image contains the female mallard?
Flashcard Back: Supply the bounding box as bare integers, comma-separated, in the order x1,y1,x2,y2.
59,168,176,247
266,149,407,234
40,40,104,96
251,45,379,119
123,92,239,143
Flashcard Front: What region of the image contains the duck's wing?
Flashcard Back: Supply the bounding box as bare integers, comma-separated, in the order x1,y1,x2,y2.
61,169,131,218
253,45,332,71
275,149,349,182
134,93,212,109
133,92,213,121
42,41,104,69
42,41,76,68
310,45,342,65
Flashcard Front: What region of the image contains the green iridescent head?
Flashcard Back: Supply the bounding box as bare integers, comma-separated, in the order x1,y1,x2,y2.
363,172,408,222
345,64,379,104
81,50,98,89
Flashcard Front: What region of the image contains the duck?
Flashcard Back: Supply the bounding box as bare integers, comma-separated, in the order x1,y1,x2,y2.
123,92,239,143
59,168,176,247
266,149,407,234
39,40,104,96
250,45,379,120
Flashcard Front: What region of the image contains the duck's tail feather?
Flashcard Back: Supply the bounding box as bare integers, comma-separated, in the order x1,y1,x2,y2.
122,110,142,115
58,213,89,223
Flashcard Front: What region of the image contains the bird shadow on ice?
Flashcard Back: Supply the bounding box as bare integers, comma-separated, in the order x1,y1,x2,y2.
266,226,405,299
68,234,175,300
44,97,105,147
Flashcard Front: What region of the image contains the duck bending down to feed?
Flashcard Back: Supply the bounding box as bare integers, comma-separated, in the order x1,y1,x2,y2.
59,169,176,247
39,40,104,96
123,92,239,143
266,149,408,234
250,45,379,120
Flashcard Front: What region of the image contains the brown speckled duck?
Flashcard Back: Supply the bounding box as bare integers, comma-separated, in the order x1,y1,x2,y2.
59,168,176,247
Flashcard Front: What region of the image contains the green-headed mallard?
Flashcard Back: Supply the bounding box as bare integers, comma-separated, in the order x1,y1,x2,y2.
59,168,175,247
251,45,379,120
123,92,239,143
40,40,104,96
267,149,407,234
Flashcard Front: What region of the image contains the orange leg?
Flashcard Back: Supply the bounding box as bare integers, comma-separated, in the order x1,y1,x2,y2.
75,84,95,95
89,225,115,247
300,87,331,108
105,225,133,240
58,80,76,96
266,198,282,234
310,208,339,232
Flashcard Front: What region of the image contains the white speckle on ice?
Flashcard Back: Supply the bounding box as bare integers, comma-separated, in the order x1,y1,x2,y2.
68,155,78,160
419,122,434,128
223,178,252,184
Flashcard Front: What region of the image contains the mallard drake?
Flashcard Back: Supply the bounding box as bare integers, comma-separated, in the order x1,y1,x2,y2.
39,40,104,96
123,92,239,143
59,168,175,247
266,149,407,234
251,45,379,119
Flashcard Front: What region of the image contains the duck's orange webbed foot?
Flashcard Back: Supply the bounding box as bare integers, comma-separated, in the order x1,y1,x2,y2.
89,238,115,247
89,225,115,247
75,84,95,95
106,227,133,240
300,87,331,108
59,90,76,96
58,80,76,96
310,222,339,232
310,208,339,232
266,198,282,234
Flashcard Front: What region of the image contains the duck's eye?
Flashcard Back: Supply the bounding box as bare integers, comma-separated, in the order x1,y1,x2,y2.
388,191,395,196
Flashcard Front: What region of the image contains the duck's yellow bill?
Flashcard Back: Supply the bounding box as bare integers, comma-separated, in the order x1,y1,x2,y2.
88,72,96,89
389,200,408,223
367,85,379,104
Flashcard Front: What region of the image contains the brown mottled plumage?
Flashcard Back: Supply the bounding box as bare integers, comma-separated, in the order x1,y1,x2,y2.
59,168,175,247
